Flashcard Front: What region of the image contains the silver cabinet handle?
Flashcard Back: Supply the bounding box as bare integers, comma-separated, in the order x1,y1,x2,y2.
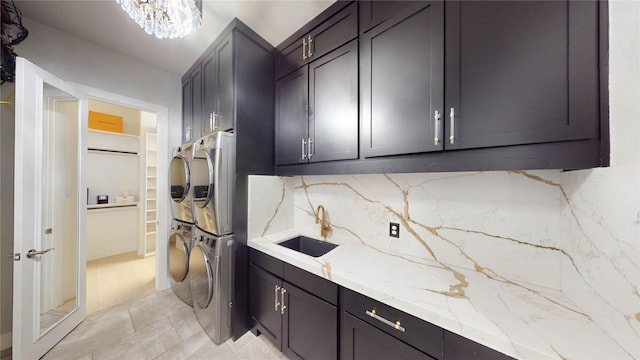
209,112,221,132
434,110,441,145
274,285,281,312
366,309,405,333
307,35,313,58
449,107,455,144
281,287,287,315
307,137,313,159
26,248,54,259
302,37,307,60
301,138,307,160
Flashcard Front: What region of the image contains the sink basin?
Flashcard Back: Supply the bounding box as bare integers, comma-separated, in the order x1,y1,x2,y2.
277,236,339,257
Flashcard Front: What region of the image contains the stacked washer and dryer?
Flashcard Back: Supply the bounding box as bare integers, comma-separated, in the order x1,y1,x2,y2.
168,131,236,345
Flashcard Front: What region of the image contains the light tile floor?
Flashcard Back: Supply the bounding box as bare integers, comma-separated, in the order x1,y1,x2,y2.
86,252,156,315
42,290,285,360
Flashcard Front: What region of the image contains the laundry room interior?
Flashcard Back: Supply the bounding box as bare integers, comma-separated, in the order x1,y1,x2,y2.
85,99,158,315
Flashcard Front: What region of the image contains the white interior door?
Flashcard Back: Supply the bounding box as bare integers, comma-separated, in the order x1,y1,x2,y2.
12,57,87,359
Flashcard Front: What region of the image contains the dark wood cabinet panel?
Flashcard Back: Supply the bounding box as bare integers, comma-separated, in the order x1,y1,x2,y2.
249,264,282,350
181,78,192,143
444,1,599,150
275,2,357,80
275,40,358,165
444,331,515,360
341,312,435,360
182,64,203,142
282,281,338,360
216,36,234,131
359,1,430,34
249,250,339,358
360,1,444,158
309,40,358,163
275,67,309,165
342,288,444,359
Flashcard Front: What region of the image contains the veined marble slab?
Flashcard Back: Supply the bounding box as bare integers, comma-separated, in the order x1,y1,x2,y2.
249,230,631,359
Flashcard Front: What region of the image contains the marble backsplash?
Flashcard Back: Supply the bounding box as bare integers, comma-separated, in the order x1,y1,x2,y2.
247,168,639,357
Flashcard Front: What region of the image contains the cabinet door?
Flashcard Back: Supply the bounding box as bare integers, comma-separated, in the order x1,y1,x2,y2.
216,34,234,131
249,264,282,350
282,281,338,360
203,34,234,134
341,312,434,360
309,40,358,163
275,2,357,80
359,1,427,33
444,1,599,150
361,2,444,158
190,65,203,141
181,78,193,143
275,67,309,165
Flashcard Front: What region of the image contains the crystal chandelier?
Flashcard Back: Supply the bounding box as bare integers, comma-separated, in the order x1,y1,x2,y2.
115,0,202,39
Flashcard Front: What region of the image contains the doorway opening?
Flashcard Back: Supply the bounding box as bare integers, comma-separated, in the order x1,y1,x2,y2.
84,98,157,315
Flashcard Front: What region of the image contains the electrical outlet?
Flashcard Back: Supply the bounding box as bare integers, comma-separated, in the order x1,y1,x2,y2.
389,222,400,238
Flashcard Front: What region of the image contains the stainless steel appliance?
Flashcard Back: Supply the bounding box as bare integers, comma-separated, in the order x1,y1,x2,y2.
190,131,235,235
168,219,194,306
188,131,236,344
189,227,234,344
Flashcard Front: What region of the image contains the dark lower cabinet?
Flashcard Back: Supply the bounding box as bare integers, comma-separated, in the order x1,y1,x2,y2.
341,312,435,360
250,250,516,360
445,331,515,360
249,250,338,359
282,281,337,360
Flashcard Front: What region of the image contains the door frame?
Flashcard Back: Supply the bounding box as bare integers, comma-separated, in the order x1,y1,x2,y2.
74,83,170,292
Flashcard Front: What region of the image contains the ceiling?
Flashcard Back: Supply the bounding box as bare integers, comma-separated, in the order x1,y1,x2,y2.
14,0,335,76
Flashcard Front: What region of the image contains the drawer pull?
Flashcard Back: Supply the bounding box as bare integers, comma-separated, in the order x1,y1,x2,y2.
281,288,287,314
366,309,406,333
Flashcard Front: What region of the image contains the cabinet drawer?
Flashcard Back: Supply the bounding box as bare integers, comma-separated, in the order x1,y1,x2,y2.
275,2,357,79
249,248,284,277
284,263,338,306
341,288,443,359
444,331,514,360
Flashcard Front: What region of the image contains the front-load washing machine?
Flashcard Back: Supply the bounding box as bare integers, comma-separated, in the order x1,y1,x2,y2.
189,227,234,344
168,219,194,306
170,143,195,223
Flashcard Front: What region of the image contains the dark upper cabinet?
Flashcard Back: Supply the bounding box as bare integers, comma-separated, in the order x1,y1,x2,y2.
359,1,426,34
275,40,358,165
360,1,444,157
202,34,234,134
182,64,203,143
249,249,338,359
275,2,358,80
275,67,309,165
444,1,599,150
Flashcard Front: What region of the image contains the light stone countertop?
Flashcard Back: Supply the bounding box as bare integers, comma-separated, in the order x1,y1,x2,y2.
248,229,632,360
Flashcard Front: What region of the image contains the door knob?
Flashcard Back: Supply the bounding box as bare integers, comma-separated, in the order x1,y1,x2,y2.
26,248,54,259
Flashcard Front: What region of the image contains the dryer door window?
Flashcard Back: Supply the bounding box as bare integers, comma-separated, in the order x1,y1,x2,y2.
191,148,214,208
170,156,189,202
168,233,189,282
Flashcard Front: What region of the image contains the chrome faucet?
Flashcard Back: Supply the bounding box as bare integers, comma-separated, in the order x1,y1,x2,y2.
315,205,332,239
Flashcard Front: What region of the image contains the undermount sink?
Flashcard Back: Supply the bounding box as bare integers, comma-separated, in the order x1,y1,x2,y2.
277,236,339,257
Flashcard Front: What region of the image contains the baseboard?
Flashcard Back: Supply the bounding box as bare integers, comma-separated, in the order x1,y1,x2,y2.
0,331,11,351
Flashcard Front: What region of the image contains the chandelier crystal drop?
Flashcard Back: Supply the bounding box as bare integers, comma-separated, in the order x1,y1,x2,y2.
115,0,202,39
